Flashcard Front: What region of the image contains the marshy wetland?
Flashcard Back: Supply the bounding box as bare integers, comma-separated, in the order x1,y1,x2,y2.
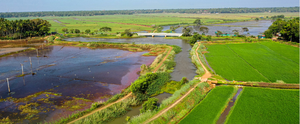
0,12,299,124
0,44,157,122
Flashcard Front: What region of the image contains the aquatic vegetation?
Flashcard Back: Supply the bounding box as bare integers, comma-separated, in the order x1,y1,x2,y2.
59,97,92,111
140,98,159,113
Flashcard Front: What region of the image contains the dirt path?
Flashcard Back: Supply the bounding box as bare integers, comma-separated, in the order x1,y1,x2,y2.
144,42,211,124
68,46,173,124
152,46,173,73
68,92,132,124
0,48,29,55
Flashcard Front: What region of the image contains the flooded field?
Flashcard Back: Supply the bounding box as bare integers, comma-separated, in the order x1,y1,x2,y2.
163,20,272,36
0,46,155,122
63,37,198,81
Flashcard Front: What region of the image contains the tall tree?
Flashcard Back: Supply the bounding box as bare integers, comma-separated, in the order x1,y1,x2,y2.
74,29,80,33
280,17,299,42
182,26,192,36
194,19,201,26
100,27,112,32
62,28,68,34
85,29,91,34
70,29,74,33
199,26,209,35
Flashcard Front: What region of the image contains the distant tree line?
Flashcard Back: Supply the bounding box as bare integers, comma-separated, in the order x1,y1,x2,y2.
264,17,299,42
0,18,51,39
0,7,298,18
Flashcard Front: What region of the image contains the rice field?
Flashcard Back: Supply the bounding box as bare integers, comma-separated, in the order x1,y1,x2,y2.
205,42,299,83
225,87,299,124
179,86,236,124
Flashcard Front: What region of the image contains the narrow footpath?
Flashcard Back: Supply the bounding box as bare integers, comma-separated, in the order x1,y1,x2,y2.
143,42,211,124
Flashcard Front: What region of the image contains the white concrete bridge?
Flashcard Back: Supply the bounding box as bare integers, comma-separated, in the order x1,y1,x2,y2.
137,33,183,37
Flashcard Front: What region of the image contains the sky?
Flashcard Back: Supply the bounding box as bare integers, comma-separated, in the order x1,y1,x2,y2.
0,0,299,12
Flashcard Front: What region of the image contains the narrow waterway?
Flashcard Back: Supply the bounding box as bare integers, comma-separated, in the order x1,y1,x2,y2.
106,93,172,124
162,20,272,36
216,88,243,124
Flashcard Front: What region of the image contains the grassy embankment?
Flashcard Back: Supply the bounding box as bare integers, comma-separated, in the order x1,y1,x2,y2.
204,41,299,83
225,87,299,124
128,40,210,124
179,86,237,124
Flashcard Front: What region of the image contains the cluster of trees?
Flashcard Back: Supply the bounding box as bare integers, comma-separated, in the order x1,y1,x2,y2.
61,27,112,35
0,18,51,39
264,18,299,42
270,15,285,19
1,7,298,18
130,73,158,94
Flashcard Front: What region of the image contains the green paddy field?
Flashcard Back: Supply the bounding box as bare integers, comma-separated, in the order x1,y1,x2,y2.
205,41,299,83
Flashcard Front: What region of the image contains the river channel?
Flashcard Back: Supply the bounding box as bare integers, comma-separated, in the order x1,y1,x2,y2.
162,20,272,36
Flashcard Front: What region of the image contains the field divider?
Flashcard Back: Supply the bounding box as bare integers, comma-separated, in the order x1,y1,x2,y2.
225,44,271,82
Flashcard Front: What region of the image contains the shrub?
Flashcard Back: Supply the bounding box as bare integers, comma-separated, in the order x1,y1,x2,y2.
206,35,212,41
140,98,158,113
130,73,158,94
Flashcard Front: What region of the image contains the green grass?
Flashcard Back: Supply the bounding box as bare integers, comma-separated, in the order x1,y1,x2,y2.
5,12,299,34
205,42,299,83
225,87,299,124
179,86,236,124
205,44,269,82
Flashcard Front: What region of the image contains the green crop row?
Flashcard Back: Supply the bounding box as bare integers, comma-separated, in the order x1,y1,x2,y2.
205,42,299,83
205,44,269,82
179,86,237,124
225,87,299,124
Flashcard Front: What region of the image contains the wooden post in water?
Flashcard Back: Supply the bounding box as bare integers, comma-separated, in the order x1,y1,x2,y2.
29,57,33,74
36,49,39,57
6,78,10,93
21,63,24,75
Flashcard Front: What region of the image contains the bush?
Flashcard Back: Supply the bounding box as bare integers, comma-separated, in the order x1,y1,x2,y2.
130,73,158,94
170,45,182,54
206,35,212,41
140,98,158,113
164,61,176,70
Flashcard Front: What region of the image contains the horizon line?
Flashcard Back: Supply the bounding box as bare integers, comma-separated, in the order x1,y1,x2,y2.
0,6,299,13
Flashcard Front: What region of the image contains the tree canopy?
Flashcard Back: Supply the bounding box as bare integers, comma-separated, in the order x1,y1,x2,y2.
100,27,112,32
0,18,51,39
182,26,192,36
199,26,209,35
264,18,299,42
194,19,201,26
